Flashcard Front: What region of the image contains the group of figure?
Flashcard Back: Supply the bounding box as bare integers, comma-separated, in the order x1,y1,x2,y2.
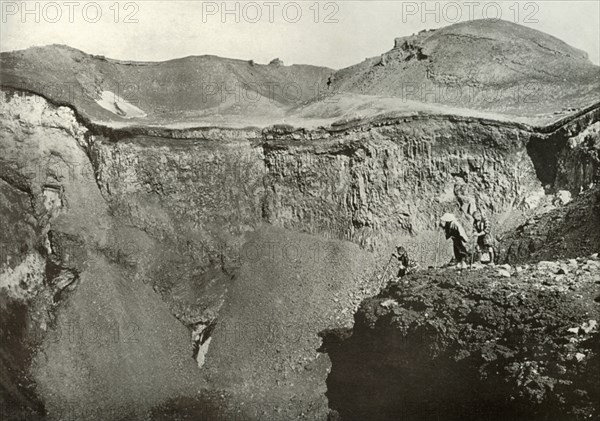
439,210,495,268
392,210,495,279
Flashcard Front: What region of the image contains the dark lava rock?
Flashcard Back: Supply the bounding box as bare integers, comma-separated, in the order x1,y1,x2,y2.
322,264,600,421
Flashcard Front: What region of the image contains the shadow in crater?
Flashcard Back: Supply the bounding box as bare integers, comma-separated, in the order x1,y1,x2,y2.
318,325,566,421
526,134,566,190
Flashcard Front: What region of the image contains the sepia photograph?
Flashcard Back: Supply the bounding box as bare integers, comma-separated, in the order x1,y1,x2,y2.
0,1,599,420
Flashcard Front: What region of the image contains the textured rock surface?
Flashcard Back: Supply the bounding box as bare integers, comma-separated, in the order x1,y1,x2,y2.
0,91,205,420
202,226,375,420
260,118,542,251
555,122,600,193
83,105,599,266
501,188,600,264
323,261,600,421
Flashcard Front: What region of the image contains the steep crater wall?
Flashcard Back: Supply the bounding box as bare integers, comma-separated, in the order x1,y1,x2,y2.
85,106,599,269
0,90,207,420
1,87,599,419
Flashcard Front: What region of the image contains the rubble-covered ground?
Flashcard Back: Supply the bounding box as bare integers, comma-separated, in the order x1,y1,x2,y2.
501,187,600,264
322,255,600,421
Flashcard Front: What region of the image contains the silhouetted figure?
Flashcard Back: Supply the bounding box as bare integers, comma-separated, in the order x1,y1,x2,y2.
327,74,335,88
439,213,469,268
392,246,417,278
472,210,494,264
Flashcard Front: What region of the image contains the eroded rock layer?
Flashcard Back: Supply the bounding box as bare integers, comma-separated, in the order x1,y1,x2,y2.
0,49,599,418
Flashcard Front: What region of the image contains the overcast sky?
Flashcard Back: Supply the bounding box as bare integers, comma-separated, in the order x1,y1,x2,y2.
1,1,599,68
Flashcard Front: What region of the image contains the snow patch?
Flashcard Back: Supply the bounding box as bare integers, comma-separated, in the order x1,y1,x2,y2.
191,322,215,368
96,91,146,119
196,337,212,367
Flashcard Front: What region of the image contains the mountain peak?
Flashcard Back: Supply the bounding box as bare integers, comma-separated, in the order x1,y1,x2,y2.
332,19,598,116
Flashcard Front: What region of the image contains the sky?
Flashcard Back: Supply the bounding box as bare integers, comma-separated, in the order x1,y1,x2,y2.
1,1,599,69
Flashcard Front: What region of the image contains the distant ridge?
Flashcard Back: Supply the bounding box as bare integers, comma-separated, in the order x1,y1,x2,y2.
1,19,598,127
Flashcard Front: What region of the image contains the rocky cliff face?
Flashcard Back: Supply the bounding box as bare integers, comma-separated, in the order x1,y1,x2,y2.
260,119,541,248
1,87,598,419
555,122,600,192
84,105,599,269
0,90,206,420
91,118,541,243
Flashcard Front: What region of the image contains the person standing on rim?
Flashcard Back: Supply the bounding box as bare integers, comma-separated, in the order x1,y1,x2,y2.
439,213,469,268
472,210,494,264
